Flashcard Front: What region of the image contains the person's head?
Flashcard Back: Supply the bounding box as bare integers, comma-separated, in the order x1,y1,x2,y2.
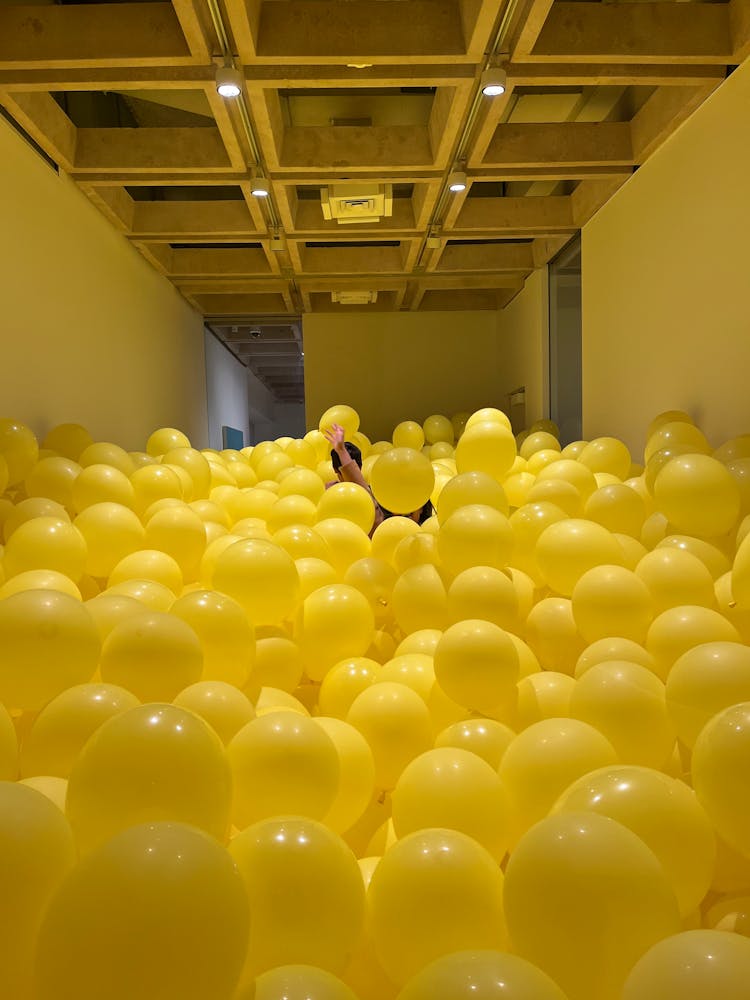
331,442,362,480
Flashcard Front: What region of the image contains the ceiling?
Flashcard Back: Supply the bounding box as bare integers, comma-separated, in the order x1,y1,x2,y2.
1,0,747,402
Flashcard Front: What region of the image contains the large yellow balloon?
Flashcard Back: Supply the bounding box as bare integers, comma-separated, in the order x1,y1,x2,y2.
66,704,231,852
465,408,512,432
447,565,519,631
253,965,360,1000
296,583,375,682
25,455,81,508
3,516,87,581
498,718,618,842
438,505,513,578
173,680,255,745
344,557,398,627
571,564,653,643
515,671,575,730
253,633,304,692
146,426,191,456
392,747,510,860
666,641,750,748
99,611,203,701
645,421,709,463
576,638,653,680
0,702,18,780
42,422,93,461
317,716,376,834
74,502,145,578
392,420,425,451
170,588,255,687
646,605,739,680
396,950,568,1000
508,501,568,582
20,682,140,778
212,537,300,625
319,404,361,440
0,418,39,484
524,597,585,675
434,619,519,716
535,518,624,596
228,711,339,827
318,657,381,718
230,816,365,979
346,682,432,790
732,531,750,609
455,421,516,481
35,821,248,1000
162,446,211,498
693,703,750,858
570,660,675,768
622,929,750,1000
584,482,647,537
504,811,680,1000
79,441,135,476
437,472,509,522
72,463,136,511
369,448,434,515
0,567,82,601
0,781,76,998
279,467,326,503
434,718,515,769
553,764,715,918
84,592,146,641
654,454,741,537
0,589,99,711
391,563,448,634
635,547,716,613
369,828,506,986
422,414,454,446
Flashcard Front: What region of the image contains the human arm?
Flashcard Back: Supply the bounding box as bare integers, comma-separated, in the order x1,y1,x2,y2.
322,423,370,490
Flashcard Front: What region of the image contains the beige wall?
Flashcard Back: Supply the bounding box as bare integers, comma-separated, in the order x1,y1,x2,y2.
304,309,508,442
0,115,208,452
582,59,750,457
496,268,549,431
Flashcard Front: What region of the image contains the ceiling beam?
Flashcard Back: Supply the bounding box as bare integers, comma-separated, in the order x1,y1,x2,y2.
73,127,234,172
482,122,633,169
504,61,727,88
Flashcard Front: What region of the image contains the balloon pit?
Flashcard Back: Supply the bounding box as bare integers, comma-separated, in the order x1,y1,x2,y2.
2,408,750,998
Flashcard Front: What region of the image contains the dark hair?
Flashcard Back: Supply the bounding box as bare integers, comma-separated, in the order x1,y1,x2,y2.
331,441,362,472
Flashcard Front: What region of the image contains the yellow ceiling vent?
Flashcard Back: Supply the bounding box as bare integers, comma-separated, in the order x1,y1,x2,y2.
321,184,393,225
331,290,378,305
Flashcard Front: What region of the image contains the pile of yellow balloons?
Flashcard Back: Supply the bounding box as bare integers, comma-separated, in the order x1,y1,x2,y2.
3,404,750,999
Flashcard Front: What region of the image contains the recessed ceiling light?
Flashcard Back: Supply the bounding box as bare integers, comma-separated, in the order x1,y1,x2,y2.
448,168,467,193
215,65,242,98
481,66,507,97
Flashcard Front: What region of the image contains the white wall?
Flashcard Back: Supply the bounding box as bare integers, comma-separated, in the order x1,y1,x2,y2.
0,114,207,451
204,330,251,449
582,59,750,455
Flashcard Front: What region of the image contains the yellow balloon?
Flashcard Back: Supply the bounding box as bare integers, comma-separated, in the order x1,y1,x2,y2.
317,716,377,834
553,764,715,918
434,718,515,769
170,588,255,687
520,431,561,460
253,965,360,1000
447,566,519,631
455,421,516,481
346,682,432,790
2,497,69,542
0,781,76,997
422,414,453,446
465,408,512,432
392,747,510,860
318,482,376,534
162,446,211,497
319,404,361,440
646,605,739,680
536,458,597,500
100,611,203,701
371,516,420,565
0,567,82,600
391,564,448,634
622,929,750,1000
0,589,99,711
645,421,709,463
515,671,575,729
504,811,680,1000
105,577,176,612
35,821,248,1000
654,454,741,537
571,564,653,643
66,704,231,852
228,711,338,827
693,703,750,858
146,426,191,456
295,556,339,599
72,463,135,512
527,478,583,516
397,950,568,1000
74,502,145,578
20,682,140,778
369,828,506,986
275,524,332,561
142,504,206,581
635,547,716,613
84,592,146,641
296,583,375,682
268,495,318,531
657,534,731,579
434,619,519,716
584,483,646,537
319,657,381,718
392,421,425,451
231,816,364,983
666,641,750,748
733,531,750,610
212,537,300,625
19,775,68,812
108,548,183,594
130,462,185,514
173,680,255,744
525,597,585,675
311,517,372,573
508,501,568,582
438,505,513,578
3,515,87,581
253,634,304,693
79,442,134,476
0,418,39,484
344,556,398,627
535,518,624,596
370,448,434,515
570,661,674,767
0,701,18,780
392,531,440,573
25,455,81,508
498,718,618,842
278,467,326,503
578,436,631,479
42,422,93,461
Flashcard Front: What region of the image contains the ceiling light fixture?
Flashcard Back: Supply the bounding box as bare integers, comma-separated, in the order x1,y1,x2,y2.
251,175,270,198
448,167,467,193
215,64,242,98
480,64,507,97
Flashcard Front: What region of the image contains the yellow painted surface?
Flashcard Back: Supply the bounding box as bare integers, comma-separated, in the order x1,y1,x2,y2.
0,116,208,451
303,310,506,441
582,58,750,456
496,268,549,429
